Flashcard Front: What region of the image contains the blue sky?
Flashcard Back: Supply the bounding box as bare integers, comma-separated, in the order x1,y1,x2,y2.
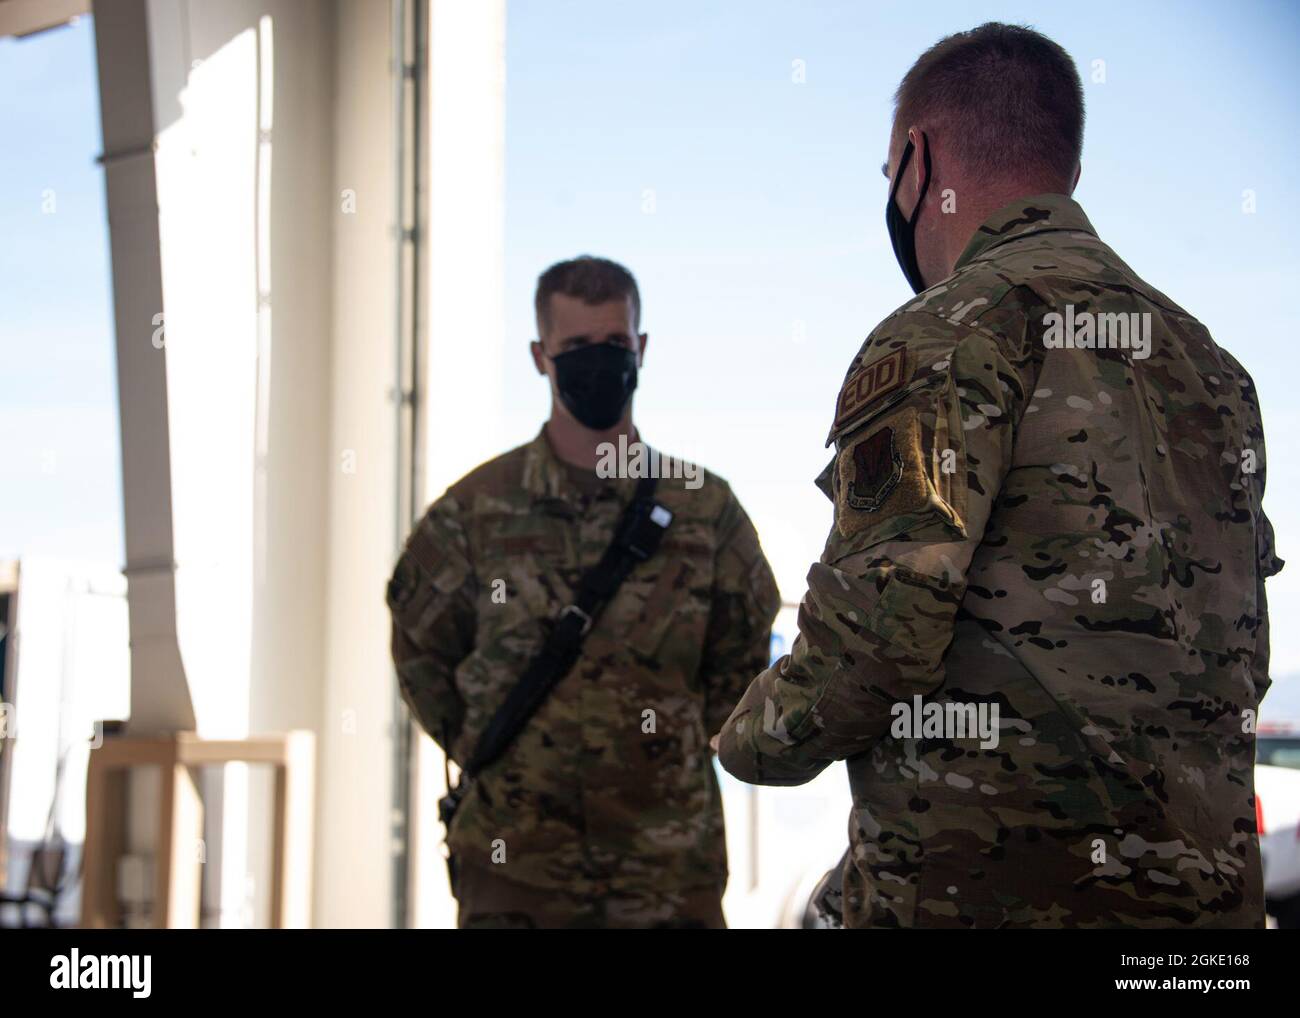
501,0,1300,701
0,15,119,563
4,3,1300,703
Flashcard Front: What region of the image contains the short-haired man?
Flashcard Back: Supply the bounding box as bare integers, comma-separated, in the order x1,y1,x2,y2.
389,255,779,928
719,23,1280,928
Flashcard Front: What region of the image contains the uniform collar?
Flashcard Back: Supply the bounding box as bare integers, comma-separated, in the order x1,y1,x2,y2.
953,193,1098,272
521,425,636,503
522,426,571,500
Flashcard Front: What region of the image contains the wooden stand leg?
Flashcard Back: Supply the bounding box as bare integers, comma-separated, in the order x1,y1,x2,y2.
155,761,203,928
271,731,315,928
81,732,313,929
80,751,127,929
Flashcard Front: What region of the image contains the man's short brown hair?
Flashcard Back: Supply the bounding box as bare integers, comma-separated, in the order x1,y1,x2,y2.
894,22,1084,186
534,255,641,335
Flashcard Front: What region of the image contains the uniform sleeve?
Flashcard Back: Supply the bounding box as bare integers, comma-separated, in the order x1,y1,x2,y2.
386,494,477,758
699,494,781,737
1235,360,1284,708
718,322,1029,785
1252,481,1283,707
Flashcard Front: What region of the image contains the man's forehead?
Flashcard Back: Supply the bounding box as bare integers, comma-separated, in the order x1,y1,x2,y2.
545,292,635,329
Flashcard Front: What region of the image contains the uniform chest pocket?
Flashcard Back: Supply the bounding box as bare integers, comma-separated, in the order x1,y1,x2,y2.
473,542,568,646
621,557,708,660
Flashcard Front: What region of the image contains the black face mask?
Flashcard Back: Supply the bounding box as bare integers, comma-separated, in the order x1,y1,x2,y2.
549,342,638,430
885,135,932,294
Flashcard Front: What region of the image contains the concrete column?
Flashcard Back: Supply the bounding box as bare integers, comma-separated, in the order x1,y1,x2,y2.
315,0,399,929
89,0,503,928
93,0,194,737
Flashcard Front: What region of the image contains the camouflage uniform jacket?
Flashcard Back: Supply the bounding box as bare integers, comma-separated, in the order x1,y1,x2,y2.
388,428,779,897
718,193,1283,928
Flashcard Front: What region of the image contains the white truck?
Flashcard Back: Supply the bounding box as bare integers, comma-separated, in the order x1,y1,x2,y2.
1258,722,1300,928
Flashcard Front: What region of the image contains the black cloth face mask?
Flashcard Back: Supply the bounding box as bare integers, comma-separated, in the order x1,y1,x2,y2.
550,342,639,430
885,134,932,294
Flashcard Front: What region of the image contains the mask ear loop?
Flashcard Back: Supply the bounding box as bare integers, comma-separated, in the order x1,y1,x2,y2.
887,138,913,205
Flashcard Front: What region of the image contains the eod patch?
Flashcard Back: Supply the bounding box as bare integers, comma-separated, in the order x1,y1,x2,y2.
832,348,906,436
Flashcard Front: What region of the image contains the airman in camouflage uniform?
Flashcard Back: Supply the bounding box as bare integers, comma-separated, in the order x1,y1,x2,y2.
389,257,778,928
719,25,1280,929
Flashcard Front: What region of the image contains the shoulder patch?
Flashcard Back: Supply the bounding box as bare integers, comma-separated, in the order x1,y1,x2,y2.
840,424,902,512
833,348,906,435
834,407,930,538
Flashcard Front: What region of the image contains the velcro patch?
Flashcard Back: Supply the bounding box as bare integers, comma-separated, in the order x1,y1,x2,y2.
843,426,902,512
835,407,931,539
833,348,906,434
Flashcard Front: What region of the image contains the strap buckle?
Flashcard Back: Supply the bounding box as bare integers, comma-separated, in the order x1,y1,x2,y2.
559,604,593,635
619,501,675,561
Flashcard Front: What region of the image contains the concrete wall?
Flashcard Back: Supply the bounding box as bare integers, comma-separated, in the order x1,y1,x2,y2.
410,0,507,930
143,0,342,928
94,0,398,927
92,0,503,927
317,0,399,929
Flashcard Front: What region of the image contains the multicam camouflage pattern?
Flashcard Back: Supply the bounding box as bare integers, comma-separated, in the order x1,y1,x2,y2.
718,193,1282,929
387,428,778,924
453,859,727,929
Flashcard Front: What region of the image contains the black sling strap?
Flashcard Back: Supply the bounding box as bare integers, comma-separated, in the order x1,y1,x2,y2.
439,474,673,826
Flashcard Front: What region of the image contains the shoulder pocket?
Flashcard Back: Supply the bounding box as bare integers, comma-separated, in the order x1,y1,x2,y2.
828,374,967,556
387,521,473,628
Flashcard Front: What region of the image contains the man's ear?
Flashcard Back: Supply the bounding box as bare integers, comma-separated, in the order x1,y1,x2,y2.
909,127,928,195
636,332,648,368
1071,162,1082,194
530,339,548,376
